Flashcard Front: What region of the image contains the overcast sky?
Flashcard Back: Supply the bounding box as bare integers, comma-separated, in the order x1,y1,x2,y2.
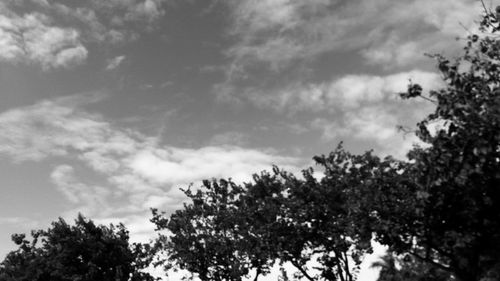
0,0,484,279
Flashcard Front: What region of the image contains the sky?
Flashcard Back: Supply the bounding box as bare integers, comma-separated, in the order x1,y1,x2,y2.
0,0,485,279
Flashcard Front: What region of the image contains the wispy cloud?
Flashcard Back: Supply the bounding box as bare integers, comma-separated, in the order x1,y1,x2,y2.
0,11,87,69
106,55,126,70
311,105,423,159
212,0,472,156
225,70,441,113
225,0,479,70
227,70,440,158
0,0,169,69
0,216,39,228
50,165,112,215
215,0,478,114
0,94,302,239
209,131,249,146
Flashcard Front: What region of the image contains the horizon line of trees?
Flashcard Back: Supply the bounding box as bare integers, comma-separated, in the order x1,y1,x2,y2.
1,4,500,281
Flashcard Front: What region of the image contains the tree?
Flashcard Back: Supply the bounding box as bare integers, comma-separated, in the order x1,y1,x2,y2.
371,252,451,281
152,166,372,281
236,167,371,281
0,214,156,281
151,6,500,281
364,5,500,280
151,179,261,281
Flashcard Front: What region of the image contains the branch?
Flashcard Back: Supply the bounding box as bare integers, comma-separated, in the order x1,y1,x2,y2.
479,0,499,31
342,251,353,281
336,259,346,281
426,239,454,260
253,267,261,281
332,249,346,281
409,250,452,273
290,260,315,281
418,95,437,104
458,21,472,35
480,0,489,15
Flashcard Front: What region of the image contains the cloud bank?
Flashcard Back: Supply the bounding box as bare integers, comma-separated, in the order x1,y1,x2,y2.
225,0,480,70
0,94,302,240
0,0,168,69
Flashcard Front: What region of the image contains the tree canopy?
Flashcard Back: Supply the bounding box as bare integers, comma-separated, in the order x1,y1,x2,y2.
0,214,156,281
150,5,500,281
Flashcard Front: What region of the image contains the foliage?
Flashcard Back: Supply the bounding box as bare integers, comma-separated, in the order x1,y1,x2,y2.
371,252,451,281
0,214,157,281
371,5,500,280
151,6,500,281
152,165,373,281
151,180,259,281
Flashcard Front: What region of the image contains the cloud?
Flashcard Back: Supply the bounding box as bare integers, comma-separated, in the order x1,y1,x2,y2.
214,69,440,158
225,70,439,158
225,0,480,70
311,102,428,159
106,55,126,70
0,12,88,69
126,0,166,23
312,106,401,143
0,94,302,239
0,216,39,227
324,71,442,109
209,131,249,146
216,0,461,159
233,70,441,113
0,0,168,69
50,165,112,215
128,146,296,186
0,217,23,225
89,0,167,24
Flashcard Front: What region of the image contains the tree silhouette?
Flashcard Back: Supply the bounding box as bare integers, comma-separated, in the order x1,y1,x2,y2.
0,214,156,281
372,253,450,281
151,6,500,281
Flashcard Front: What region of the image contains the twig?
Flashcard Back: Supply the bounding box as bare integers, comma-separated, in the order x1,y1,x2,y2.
458,21,472,35
480,0,490,15
409,250,452,273
290,260,315,281
418,95,437,103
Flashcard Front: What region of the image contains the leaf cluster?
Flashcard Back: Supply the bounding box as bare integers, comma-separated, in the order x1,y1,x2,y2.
0,214,157,281
150,6,500,281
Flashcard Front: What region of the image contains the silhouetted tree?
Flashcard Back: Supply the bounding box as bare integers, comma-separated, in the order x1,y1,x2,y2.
0,214,157,281
372,252,451,281
363,5,500,279
151,6,500,281
152,166,372,281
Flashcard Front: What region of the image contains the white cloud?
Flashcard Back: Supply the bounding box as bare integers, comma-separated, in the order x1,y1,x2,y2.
243,82,327,114
225,0,479,70
326,71,442,109
238,70,441,113
0,94,303,238
106,55,126,70
218,70,440,162
0,15,25,60
0,216,39,227
209,131,249,146
0,12,88,69
312,103,428,159
87,0,167,27
50,164,112,215
126,0,165,22
0,0,169,69
219,70,439,159
248,70,439,158
0,217,22,224
128,146,296,186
